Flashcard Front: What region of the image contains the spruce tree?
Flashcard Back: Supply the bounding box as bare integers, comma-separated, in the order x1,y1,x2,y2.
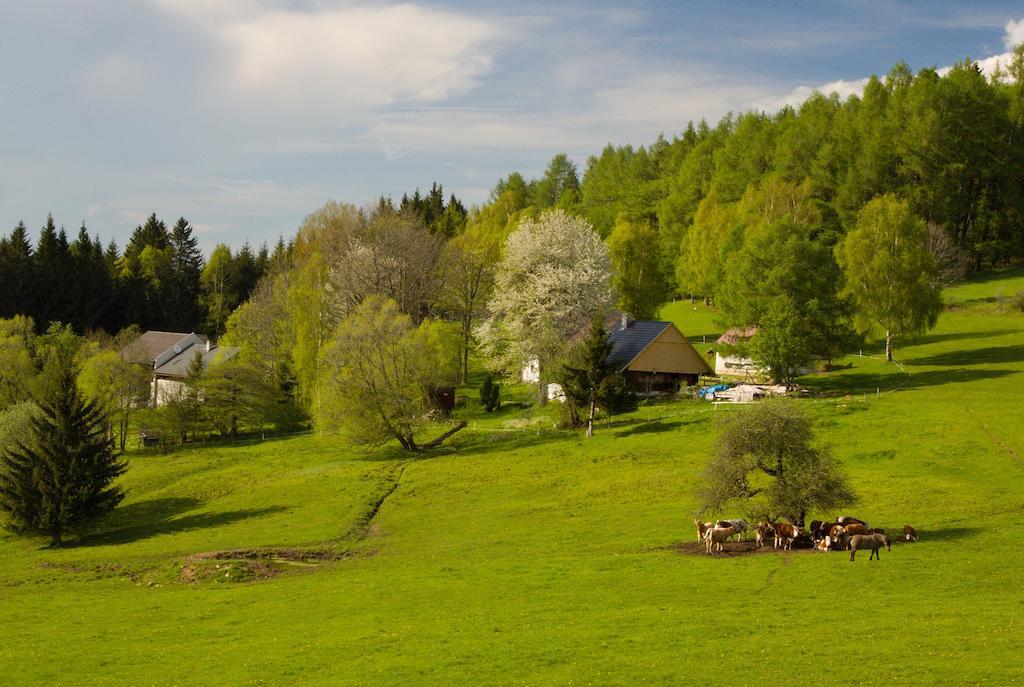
0,363,126,546
0,222,35,319
558,320,634,437
169,217,204,330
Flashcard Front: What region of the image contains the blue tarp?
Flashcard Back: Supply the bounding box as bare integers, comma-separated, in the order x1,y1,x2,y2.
698,384,730,399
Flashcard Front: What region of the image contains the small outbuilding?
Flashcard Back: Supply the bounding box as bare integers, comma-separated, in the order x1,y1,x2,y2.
607,320,712,392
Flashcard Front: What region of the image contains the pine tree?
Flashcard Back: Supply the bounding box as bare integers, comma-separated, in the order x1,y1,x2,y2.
0,363,126,546
169,217,204,330
0,222,35,319
34,216,72,328
479,374,501,412
69,224,112,332
232,242,260,303
558,319,634,437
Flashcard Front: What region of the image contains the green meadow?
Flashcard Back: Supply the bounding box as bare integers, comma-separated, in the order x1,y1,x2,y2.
2,271,1024,685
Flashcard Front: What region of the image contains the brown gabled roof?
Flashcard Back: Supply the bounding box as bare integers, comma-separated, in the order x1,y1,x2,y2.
122,331,192,364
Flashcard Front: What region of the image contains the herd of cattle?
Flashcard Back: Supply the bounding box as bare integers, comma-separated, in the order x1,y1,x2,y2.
695,517,919,561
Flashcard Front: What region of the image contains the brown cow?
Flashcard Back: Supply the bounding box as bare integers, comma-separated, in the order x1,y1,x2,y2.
836,516,867,527
773,522,800,550
755,522,774,549
695,519,713,542
849,533,890,561
843,523,871,538
903,524,918,542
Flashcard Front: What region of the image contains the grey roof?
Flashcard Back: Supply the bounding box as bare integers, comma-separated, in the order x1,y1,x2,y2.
154,343,240,378
122,331,192,364
606,321,672,370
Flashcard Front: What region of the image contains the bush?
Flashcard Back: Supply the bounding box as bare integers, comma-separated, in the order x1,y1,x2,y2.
0,402,42,454
480,375,501,412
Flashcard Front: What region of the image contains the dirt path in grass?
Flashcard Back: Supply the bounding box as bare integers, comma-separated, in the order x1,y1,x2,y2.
975,415,1022,464
178,459,411,583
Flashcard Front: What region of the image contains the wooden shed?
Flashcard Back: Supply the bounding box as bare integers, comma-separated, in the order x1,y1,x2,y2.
607,320,712,391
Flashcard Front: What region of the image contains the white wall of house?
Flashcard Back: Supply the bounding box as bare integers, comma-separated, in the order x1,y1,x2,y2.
521,357,541,383
715,353,759,376
154,378,187,407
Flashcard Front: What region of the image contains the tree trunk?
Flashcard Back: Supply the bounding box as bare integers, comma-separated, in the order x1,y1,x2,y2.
419,421,468,450
885,330,893,362
797,510,806,529
50,529,63,547
585,399,596,438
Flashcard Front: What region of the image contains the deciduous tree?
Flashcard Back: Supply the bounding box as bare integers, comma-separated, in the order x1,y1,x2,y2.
476,210,612,398
321,296,465,451
837,195,942,361
700,400,856,527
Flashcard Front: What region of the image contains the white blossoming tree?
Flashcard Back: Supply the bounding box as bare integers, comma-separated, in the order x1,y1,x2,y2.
476,210,613,399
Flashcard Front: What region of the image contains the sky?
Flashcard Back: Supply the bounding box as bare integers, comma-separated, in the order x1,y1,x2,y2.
1,1,1023,252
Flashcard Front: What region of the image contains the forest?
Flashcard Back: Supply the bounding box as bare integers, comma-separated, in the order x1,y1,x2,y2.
1,53,1023,440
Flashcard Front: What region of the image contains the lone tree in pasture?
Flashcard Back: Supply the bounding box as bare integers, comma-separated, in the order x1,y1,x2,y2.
558,319,635,437
322,296,466,451
0,364,126,546
700,400,855,527
837,195,942,362
476,209,612,401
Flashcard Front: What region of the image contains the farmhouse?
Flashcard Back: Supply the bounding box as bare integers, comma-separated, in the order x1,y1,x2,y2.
122,331,239,406
713,327,759,376
607,319,712,391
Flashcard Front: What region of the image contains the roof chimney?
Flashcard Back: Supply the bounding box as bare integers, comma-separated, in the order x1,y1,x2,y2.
621,312,632,329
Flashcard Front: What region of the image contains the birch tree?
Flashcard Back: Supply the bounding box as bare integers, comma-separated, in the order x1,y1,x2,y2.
837,195,942,362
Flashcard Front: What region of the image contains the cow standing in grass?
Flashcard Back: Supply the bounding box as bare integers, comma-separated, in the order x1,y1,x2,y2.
704,526,735,554
695,519,713,542
773,522,800,550
755,522,774,548
716,519,748,542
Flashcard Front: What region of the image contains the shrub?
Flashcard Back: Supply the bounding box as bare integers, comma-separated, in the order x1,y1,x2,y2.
480,375,501,412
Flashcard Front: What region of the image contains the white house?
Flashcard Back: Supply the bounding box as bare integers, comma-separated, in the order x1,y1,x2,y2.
713,327,759,376
122,331,239,406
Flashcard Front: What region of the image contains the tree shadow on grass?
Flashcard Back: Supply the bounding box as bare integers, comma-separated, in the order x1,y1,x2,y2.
916,526,984,543
807,368,1015,395
443,427,556,458
905,329,1020,347
74,497,288,546
907,345,1024,367
614,419,686,437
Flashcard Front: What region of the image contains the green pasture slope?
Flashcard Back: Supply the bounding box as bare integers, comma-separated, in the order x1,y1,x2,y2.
3,272,1024,685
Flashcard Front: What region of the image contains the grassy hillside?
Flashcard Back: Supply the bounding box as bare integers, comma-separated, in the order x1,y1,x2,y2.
2,271,1024,685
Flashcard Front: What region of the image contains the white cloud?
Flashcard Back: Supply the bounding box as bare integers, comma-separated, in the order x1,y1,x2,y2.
1004,17,1024,49
154,1,500,112
766,16,1024,109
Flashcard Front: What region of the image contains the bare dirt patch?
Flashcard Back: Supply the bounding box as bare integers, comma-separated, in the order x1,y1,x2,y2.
657,540,819,558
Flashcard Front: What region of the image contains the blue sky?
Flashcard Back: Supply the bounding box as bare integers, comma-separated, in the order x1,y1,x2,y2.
1,1,1022,252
